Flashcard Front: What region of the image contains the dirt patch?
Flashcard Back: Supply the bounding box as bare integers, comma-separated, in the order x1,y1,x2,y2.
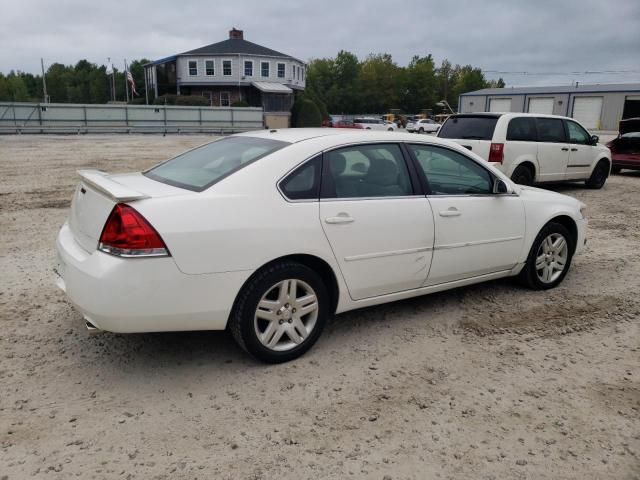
0,135,638,479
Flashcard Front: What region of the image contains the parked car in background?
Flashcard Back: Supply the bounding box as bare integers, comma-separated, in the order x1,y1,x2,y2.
331,120,364,129
354,117,395,131
608,118,640,173
437,113,612,188
407,118,441,134
56,129,587,363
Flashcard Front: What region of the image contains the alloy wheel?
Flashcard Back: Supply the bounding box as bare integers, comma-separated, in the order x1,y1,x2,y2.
535,233,569,284
254,279,319,351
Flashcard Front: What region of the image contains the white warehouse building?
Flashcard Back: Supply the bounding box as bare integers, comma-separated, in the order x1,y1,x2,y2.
459,83,640,131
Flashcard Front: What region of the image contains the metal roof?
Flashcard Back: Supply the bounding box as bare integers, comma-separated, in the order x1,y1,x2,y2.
251,81,293,93
461,83,640,96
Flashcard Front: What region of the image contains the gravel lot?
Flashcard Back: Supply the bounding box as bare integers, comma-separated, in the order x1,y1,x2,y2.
1,134,638,479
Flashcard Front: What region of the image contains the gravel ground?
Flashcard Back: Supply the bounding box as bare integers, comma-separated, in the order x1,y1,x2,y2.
1,134,638,480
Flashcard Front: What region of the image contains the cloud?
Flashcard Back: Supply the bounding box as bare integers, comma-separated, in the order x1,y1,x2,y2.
1,0,639,86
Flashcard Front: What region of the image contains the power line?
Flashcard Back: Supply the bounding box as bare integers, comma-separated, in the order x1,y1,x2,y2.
482,69,640,76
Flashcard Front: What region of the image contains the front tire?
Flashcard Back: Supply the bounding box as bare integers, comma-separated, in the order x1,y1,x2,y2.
518,222,574,290
418,127,424,134
229,261,329,363
585,160,609,189
511,164,534,186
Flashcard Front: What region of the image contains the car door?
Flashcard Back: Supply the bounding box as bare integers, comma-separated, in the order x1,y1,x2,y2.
406,143,525,285
564,119,596,179
319,143,435,300
535,117,570,181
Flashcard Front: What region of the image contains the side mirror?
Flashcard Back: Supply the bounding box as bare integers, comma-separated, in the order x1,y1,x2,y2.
493,178,509,194
591,135,599,145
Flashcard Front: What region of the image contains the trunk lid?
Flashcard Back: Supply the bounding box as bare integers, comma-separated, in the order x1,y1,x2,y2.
619,117,640,136
442,139,492,160
68,170,186,253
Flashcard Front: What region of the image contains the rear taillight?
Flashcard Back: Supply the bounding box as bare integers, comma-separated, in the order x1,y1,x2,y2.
488,143,504,163
98,204,169,257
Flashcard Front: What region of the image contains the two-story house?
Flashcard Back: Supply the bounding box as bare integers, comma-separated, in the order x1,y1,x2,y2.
144,28,306,117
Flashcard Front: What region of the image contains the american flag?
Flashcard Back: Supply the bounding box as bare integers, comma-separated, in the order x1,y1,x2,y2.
126,70,138,96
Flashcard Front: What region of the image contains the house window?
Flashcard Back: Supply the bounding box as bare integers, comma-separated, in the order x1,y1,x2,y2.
297,66,301,80
188,60,198,76
292,65,296,80
205,60,214,76
301,67,304,81
261,61,269,77
244,60,253,77
220,91,230,107
223,60,232,76
277,63,285,78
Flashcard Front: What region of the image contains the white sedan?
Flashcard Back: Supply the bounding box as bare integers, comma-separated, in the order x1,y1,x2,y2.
56,129,587,363
407,118,441,134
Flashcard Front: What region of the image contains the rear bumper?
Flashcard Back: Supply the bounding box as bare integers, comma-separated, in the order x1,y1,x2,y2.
55,221,252,333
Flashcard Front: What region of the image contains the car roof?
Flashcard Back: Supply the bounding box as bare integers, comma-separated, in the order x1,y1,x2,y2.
450,112,574,121
235,128,462,149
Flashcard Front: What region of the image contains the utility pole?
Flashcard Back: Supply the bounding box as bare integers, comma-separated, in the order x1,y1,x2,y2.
40,58,49,103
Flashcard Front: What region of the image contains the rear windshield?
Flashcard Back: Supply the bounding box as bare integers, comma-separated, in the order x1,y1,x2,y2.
438,115,499,140
145,136,288,191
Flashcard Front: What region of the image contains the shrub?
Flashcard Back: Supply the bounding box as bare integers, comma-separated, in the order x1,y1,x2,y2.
127,97,146,105
292,97,322,128
153,94,177,105
231,99,250,107
175,95,210,106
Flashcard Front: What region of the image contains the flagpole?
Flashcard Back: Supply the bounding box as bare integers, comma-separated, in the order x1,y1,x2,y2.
124,59,130,103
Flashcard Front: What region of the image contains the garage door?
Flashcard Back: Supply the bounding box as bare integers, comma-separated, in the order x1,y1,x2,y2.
489,98,512,112
528,97,554,115
572,97,603,130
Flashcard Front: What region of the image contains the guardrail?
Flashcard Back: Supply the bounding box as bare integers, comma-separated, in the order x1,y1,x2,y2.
0,102,264,134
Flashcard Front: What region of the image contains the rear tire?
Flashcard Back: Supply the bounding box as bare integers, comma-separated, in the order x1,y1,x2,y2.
585,160,609,189
418,127,424,134
229,261,329,363
511,164,534,186
518,222,574,290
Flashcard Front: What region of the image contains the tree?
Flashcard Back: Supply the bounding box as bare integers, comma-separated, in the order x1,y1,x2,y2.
359,53,400,113
403,55,437,113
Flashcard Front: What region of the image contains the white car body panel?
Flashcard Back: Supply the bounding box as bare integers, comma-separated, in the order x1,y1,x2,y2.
55,129,587,334
438,113,611,183
406,119,440,133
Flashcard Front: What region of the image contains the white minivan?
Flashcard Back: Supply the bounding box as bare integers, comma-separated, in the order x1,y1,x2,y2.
437,113,611,188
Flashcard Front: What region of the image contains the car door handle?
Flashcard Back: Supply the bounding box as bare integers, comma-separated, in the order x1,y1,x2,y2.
439,207,461,217
571,147,578,151
325,214,354,224
561,147,569,151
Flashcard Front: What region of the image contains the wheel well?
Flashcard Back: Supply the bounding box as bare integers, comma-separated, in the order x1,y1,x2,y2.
548,215,578,253
237,254,340,315
515,161,536,178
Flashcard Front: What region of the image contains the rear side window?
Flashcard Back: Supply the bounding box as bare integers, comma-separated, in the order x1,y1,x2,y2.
279,156,321,200
145,136,288,191
322,144,412,199
507,117,537,141
536,118,566,143
438,116,499,140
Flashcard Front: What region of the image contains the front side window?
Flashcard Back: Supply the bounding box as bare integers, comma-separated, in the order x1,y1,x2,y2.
145,137,289,191
507,117,537,141
205,60,214,76
188,60,198,76
244,60,253,76
409,144,492,195
261,62,270,77
279,156,321,200
223,60,232,76
565,120,591,144
322,144,412,199
536,118,566,143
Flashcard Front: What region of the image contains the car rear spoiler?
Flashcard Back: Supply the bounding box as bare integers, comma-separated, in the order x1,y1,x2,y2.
77,169,150,202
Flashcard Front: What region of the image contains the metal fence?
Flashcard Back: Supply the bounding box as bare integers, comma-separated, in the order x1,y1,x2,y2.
0,102,264,134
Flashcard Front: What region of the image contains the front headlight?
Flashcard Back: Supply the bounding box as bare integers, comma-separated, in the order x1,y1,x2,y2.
579,204,587,219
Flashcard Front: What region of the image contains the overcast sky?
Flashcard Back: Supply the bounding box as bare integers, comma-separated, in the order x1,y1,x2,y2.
2,0,639,86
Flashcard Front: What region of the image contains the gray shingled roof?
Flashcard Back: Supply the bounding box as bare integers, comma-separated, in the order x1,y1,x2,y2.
179,38,296,60
461,83,640,96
